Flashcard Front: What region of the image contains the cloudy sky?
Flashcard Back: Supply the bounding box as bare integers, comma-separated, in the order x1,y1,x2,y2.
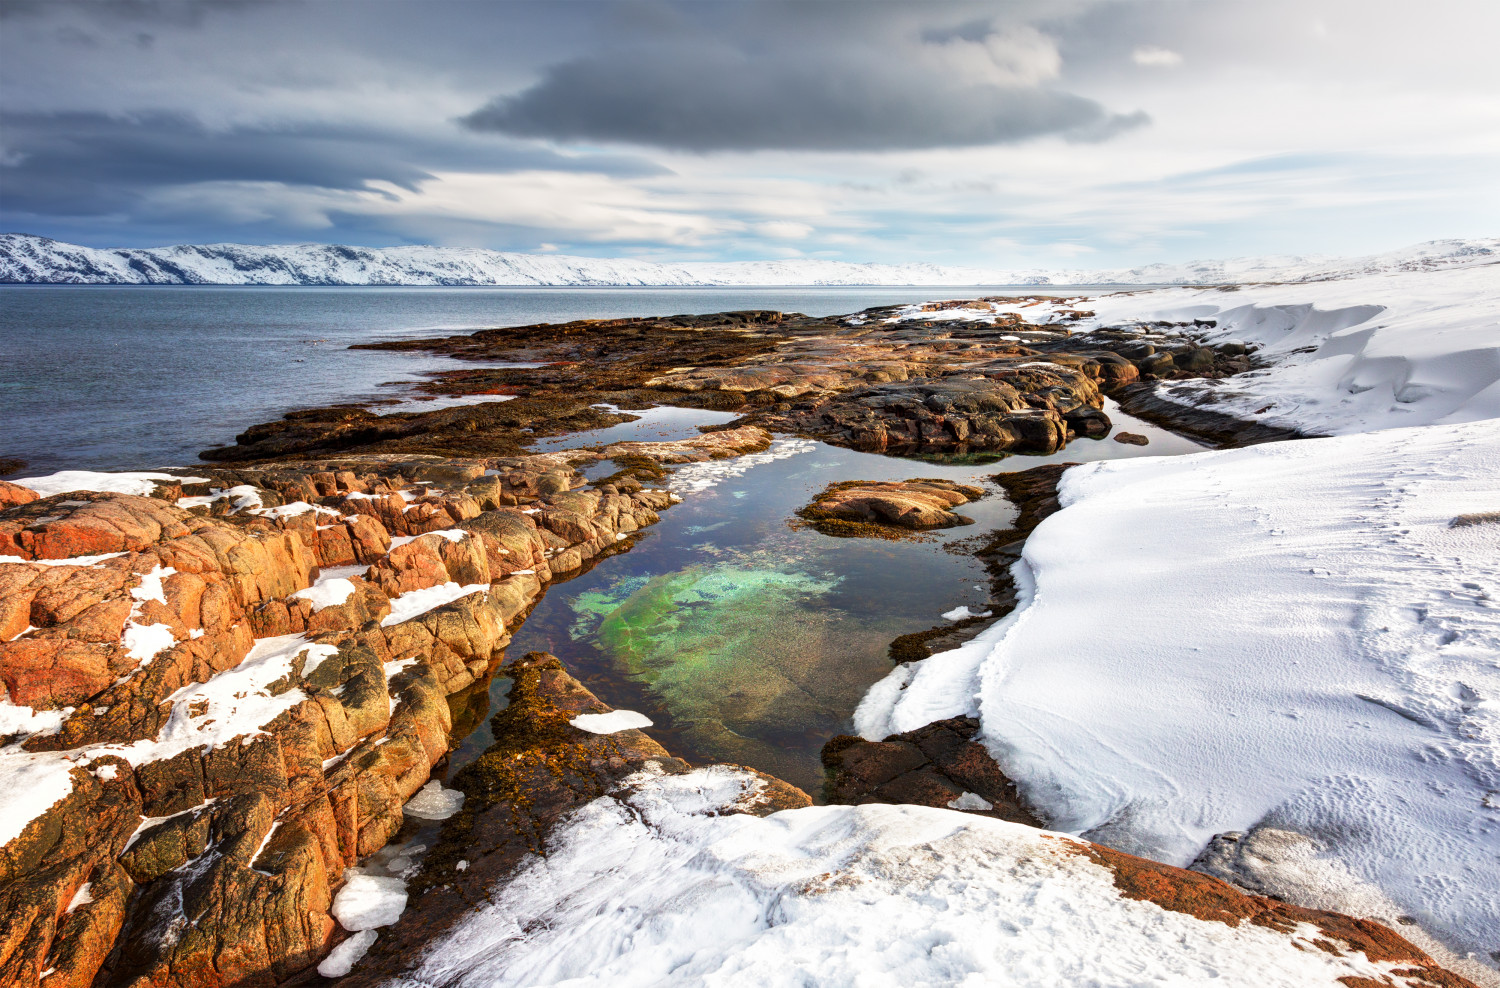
2,0,1497,267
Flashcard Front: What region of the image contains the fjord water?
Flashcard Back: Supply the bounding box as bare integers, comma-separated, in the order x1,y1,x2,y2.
1,284,1095,474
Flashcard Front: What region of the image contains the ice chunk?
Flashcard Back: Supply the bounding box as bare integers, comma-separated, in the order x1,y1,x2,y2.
570,710,653,735
330,870,407,931
403,780,466,821
941,605,992,622
317,929,377,978
947,792,994,812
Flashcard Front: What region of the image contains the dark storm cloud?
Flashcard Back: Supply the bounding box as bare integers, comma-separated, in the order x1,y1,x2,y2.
0,111,666,219
461,45,1147,152
0,0,274,25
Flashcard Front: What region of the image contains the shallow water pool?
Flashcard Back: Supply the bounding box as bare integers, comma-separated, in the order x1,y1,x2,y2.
448,399,1206,795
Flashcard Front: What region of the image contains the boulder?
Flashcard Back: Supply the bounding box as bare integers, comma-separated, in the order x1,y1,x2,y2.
797,479,984,536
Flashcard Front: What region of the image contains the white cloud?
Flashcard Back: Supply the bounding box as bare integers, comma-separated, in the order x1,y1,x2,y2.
1132,46,1184,68
932,25,1063,88
754,221,814,240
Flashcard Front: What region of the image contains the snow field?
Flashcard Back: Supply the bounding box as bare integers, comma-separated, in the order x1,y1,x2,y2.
385,766,1422,988
859,418,1500,964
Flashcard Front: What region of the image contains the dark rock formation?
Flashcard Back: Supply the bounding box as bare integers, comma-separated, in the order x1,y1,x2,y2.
822,716,1037,826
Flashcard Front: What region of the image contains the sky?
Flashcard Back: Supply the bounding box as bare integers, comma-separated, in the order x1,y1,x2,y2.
1,0,1497,268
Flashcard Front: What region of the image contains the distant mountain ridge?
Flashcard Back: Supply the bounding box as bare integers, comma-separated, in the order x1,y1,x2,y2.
1,233,1494,287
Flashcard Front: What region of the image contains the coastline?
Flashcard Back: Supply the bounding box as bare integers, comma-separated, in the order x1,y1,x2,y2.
2,288,1494,986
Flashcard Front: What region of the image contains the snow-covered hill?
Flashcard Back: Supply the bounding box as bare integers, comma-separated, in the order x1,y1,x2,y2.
1,233,1494,287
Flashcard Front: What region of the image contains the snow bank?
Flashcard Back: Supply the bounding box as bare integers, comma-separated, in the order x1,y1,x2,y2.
991,264,1500,436
13,470,206,497
859,419,1500,963
386,766,1421,988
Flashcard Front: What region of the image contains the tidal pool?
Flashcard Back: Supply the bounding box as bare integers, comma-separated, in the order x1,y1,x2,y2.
448,399,1205,795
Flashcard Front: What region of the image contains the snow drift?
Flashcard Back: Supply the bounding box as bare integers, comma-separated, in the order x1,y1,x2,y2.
386,765,1430,988
857,419,1500,964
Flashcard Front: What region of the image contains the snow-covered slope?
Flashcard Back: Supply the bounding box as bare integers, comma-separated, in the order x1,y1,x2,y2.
385,764,1451,988
1,233,1494,287
856,418,1500,966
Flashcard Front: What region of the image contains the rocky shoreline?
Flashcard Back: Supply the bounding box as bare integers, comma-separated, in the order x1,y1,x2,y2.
0,301,1481,987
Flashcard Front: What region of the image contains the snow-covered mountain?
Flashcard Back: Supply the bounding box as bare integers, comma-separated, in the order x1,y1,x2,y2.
1,232,1494,287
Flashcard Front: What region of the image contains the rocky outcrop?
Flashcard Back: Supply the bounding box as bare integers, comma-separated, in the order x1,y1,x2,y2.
207,303,1259,465
602,424,772,462
0,480,38,509
822,717,1037,826
0,448,690,987
329,652,810,986
797,479,985,537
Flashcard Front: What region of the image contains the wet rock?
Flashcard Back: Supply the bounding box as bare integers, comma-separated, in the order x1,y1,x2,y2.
603,424,773,462
1135,351,1177,377
1113,431,1150,446
1174,347,1218,374
1063,404,1112,438
822,717,1038,827
797,479,984,536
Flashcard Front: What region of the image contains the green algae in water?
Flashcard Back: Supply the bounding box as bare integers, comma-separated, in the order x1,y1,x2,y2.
567,565,877,785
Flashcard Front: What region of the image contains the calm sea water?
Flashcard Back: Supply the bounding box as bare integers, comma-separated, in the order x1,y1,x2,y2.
0,285,1104,475
447,401,1204,794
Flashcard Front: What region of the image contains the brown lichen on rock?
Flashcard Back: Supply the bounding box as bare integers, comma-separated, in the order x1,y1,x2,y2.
1059,838,1479,988
822,716,1037,827
797,479,985,539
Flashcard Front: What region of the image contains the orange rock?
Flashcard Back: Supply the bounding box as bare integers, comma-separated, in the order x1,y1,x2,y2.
0,480,38,508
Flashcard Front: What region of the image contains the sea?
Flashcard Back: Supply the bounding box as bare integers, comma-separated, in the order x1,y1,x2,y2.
0,285,1114,475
